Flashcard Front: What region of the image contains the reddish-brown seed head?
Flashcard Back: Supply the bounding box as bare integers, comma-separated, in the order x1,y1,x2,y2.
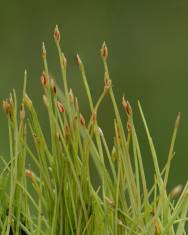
80,114,85,126
122,97,132,116
40,71,48,87
76,54,84,71
57,101,65,113
54,25,61,43
25,169,35,183
101,41,108,60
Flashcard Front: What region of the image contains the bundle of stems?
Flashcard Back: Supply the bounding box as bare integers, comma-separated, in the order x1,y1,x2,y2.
1,26,187,235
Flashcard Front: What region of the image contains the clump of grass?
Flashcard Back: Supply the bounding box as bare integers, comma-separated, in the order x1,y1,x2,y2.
1,25,188,234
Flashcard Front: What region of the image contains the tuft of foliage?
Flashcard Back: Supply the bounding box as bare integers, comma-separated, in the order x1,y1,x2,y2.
1,25,188,234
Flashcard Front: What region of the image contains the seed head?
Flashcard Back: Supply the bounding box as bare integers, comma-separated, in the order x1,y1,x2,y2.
42,42,46,59
97,126,103,136
57,101,65,113
117,219,123,226
23,94,32,110
170,184,183,198
80,114,85,126
50,79,57,95
100,41,108,60
122,97,132,117
104,79,112,93
54,25,60,43
69,89,74,104
20,103,25,121
40,71,48,87
25,169,35,183
92,111,97,124
2,98,14,119
76,54,84,70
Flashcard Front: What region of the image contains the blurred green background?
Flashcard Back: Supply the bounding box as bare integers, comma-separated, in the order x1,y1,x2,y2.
0,0,187,189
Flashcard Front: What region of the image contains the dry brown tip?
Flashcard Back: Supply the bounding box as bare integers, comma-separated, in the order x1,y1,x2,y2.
76,53,84,71
76,53,81,65
80,114,85,126
57,101,65,113
122,97,132,116
92,110,97,124
170,184,183,198
100,41,108,60
25,169,35,183
2,98,14,120
50,79,57,95
2,100,10,114
54,25,61,43
40,71,48,87
117,219,123,226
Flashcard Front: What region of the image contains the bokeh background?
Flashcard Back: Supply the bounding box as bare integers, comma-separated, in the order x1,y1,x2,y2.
0,0,188,189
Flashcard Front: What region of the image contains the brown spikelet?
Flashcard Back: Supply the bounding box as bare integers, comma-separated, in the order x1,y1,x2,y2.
80,114,85,126
41,71,48,87
76,54,84,71
170,184,183,198
20,103,25,121
25,169,35,183
3,98,14,119
100,41,108,60
92,111,97,124
50,79,57,95
54,25,61,43
57,101,65,113
122,97,132,116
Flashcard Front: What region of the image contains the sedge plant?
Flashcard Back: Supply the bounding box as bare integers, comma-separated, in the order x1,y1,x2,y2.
0,25,188,235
